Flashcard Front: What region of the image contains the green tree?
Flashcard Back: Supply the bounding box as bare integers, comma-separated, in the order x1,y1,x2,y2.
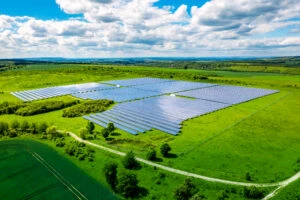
20,120,30,132
10,120,20,130
146,149,157,161
86,121,95,134
103,162,118,190
79,128,88,140
0,122,9,136
30,122,38,134
244,186,264,199
46,126,59,140
107,122,115,133
245,172,251,181
174,178,198,200
122,151,139,169
160,143,171,157
101,128,110,139
9,129,18,138
117,172,139,198
38,122,48,133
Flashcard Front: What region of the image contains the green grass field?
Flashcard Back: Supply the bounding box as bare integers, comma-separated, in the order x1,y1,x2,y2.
0,63,299,199
0,139,117,199
271,179,300,200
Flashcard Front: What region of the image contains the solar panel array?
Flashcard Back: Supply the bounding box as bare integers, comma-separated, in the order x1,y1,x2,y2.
11,77,279,136
177,85,278,105
102,77,172,86
72,87,162,102
11,83,114,101
132,81,217,94
84,96,229,135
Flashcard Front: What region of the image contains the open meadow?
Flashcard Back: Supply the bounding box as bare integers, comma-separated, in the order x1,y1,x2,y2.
0,63,299,199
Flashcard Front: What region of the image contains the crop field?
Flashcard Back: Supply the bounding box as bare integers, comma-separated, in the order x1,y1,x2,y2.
0,139,117,200
0,63,299,199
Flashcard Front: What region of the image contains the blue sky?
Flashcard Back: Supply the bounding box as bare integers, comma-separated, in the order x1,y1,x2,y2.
0,0,299,58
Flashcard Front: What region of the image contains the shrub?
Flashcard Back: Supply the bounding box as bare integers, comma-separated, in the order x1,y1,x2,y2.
79,128,88,140
117,172,139,198
160,143,171,157
101,128,110,139
245,172,252,181
244,186,265,199
38,122,48,134
0,122,9,135
15,100,77,116
20,120,30,132
107,122,115,133
122,151,139,170
46,126,60,140
103,162,118,190
10,120,20,130
30,122,38,134
146,149,157,161
174,178,198,200
62,99,113,117
86,121,95,134
9,129,18,138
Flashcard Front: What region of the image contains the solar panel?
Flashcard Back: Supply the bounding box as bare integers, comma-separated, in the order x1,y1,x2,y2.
177,85,278,105
84,96,229,135
72,87,162,102
132,81,217,94
11,83,115,101
103,77,173,86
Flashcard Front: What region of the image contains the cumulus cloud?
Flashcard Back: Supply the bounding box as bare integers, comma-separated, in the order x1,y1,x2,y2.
0,0,299,58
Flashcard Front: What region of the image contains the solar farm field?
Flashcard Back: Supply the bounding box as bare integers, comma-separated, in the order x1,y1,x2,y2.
0,139,117,200
0,63,299,199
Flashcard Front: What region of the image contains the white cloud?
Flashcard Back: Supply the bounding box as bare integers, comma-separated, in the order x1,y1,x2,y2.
0,0,299,58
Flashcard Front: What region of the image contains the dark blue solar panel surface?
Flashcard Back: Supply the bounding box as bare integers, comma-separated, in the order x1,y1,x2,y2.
103,77,172,86
72,87,162,102
177,85,278,105
11,83,114,101
132,81,217,93
84,96,229,135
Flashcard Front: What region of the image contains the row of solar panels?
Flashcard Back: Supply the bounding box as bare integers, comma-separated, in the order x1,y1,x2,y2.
11,83,115,101
177,85,278,105
72,87,162,102
84,96,232,135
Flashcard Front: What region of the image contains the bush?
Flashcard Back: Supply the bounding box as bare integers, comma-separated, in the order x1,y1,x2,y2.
15,100,78,116
0,122,9,135
79,128,88,140
103,162,118,190
38,122,48,133
107,122,115,133
245,172,252,181
46,126,60,140
62,99,113,117
101,128,110,139
10,120,20,130
86,121,95,134
160,143,171,157
122,151,139,170
244,186,265,199
20,120,30,132
9,129,18,138
117,172,139,198
146,149,157,161
174,178,198,200
30,122,38,134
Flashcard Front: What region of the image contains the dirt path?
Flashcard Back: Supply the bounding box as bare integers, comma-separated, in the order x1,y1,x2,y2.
67,131,299,189
263,171,300,200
